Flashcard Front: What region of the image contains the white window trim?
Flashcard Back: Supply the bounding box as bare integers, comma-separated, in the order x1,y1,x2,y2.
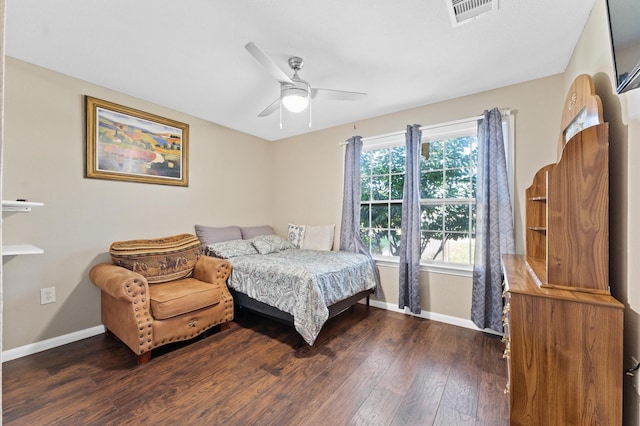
361,109,512,147
357,109,514,275
503,112,515,215
372,255,473,277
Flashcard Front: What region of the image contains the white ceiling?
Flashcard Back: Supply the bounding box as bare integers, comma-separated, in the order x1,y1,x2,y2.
5,0,596,141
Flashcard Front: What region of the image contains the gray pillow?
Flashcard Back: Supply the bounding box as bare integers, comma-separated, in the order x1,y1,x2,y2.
195,225,242,246
241,225,274,240
250,234,295,254
206,239,258,259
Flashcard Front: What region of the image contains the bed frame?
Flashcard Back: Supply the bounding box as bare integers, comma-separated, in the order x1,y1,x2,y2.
229,287,374,331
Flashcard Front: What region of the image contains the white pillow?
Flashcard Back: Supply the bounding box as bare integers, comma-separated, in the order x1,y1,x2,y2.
301,225,335,251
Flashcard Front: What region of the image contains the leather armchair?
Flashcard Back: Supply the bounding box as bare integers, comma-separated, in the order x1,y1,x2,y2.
90,234,233,364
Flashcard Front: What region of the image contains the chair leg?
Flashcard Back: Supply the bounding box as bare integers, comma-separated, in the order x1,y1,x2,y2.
136,351,151,365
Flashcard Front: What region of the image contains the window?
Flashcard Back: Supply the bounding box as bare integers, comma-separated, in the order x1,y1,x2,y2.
359,121,479,266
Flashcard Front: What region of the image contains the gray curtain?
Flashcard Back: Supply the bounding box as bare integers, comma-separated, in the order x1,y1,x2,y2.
471,108,515,332
398,125,422,314
339,136,381,296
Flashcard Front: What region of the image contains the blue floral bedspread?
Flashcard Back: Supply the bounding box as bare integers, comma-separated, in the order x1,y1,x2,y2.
227,249,377,345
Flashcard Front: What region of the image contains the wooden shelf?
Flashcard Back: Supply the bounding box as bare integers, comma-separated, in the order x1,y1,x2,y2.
524,123,609,294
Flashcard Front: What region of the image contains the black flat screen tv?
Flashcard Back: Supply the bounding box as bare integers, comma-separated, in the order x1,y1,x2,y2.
606,0,640,93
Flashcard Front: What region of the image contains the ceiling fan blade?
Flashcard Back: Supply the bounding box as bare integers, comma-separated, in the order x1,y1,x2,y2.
311,88,367,101
245,42,293,85
257,98,280,117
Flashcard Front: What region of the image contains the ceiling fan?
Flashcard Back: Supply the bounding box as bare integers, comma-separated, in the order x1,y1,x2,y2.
245,42,367,124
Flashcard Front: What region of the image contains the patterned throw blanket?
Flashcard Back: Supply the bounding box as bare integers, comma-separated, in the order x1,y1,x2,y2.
227,249,377,345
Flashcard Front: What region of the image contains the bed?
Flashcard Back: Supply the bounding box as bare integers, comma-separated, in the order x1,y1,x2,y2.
201,230,377,345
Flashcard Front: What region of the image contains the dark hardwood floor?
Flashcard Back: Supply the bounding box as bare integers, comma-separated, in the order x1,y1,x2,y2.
3,305,508,425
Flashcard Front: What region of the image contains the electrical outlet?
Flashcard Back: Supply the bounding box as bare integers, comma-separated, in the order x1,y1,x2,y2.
40,287,55,305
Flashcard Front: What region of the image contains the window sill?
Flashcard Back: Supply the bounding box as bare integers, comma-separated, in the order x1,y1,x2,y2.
372,256,473,278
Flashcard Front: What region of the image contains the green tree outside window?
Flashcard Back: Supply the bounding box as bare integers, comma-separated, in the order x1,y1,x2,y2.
360,135,477,264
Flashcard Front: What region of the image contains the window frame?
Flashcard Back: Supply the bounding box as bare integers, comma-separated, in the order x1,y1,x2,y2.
358,112,514,276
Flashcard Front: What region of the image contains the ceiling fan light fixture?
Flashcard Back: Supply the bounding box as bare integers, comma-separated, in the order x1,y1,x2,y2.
281,86,310,113
245,44,367,122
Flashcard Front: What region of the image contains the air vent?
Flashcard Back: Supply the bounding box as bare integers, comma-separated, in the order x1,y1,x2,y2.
448,0,498,26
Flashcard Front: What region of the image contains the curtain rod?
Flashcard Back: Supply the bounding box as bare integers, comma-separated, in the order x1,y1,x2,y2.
340,108,511,145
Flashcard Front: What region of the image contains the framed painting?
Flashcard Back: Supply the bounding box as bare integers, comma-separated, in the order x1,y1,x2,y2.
85,96,189,186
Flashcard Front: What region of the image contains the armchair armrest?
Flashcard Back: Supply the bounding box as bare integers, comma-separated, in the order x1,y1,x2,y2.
90,263,150,301
193,256,231,285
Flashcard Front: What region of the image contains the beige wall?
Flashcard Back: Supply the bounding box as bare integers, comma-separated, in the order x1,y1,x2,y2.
4,59,564,351
5,59,565,351
564,1,640,424
2,58,272,350
272,75,564,320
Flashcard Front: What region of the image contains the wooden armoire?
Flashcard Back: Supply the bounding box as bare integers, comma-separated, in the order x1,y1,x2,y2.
502,74,623,425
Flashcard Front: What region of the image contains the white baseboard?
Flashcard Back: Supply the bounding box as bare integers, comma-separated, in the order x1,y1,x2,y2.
2,301,500,362
2,325,106,363
366,299,502,336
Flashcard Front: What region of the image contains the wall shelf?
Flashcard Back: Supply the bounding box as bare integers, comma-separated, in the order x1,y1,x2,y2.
3,245,44,256
2,200,44,256
2,200,44,212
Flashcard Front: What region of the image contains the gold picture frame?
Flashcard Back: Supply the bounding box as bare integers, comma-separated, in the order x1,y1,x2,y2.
85,96,189,186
